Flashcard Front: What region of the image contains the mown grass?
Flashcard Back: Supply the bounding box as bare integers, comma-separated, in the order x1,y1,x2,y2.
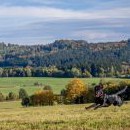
0,101,130,130
0,77,126,95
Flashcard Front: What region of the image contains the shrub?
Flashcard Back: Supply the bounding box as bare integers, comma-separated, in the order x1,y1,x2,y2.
43,85,52,90
86,87,95,103
0,92,5,101
54,94,64,104
34,82,43,86
61,89,66,96
21,97,30,107
6,92,18,101
103,81,120,94
34,82,39,86
119,80,130,100
102,80,130,100
30,90,54,106
19,88,28,99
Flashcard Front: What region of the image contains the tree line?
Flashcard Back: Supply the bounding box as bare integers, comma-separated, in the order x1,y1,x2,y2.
0,65,127,78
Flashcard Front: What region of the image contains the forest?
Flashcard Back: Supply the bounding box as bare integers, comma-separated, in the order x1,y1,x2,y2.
0,39,129,77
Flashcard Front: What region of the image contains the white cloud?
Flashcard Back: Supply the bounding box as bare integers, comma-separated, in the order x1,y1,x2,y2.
71,30,127,42
26,0,61,5
0,6,130,20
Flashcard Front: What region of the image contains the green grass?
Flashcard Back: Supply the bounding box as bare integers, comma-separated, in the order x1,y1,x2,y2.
0,77,127,95
0,101,130,130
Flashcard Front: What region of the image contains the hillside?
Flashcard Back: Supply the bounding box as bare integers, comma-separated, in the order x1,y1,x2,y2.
0,39,130,77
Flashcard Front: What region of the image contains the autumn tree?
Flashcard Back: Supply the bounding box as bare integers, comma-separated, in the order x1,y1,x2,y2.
65,79,88,104
30,90,54,106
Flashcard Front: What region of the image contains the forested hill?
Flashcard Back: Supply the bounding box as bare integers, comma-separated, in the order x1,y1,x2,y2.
0,39,130,77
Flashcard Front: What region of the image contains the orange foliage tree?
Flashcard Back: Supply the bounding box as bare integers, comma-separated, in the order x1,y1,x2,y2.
30,90,54,106
65,79,88,104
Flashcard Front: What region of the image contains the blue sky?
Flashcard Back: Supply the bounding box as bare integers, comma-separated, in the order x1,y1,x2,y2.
0,0,130,44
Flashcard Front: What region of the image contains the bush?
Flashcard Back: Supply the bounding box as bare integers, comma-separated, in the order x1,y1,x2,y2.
119,80,130,100
60,89,66,96
30,90,54,106
21,97,30,107
0,92,5,101
103,81,120,94
102,80,130,100
54,94,65,104
19,88,28,99
34,82,43,86
86,87,95,103
43,85,52,90
6,92,18,101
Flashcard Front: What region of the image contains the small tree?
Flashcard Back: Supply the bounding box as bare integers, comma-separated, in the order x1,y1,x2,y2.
66,79,88,104
19,88,28,99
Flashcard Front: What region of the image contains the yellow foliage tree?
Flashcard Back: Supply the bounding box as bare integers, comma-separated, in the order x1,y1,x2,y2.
66,79,88,103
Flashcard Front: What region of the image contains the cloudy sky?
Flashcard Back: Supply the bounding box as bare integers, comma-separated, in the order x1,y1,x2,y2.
0,0,130,44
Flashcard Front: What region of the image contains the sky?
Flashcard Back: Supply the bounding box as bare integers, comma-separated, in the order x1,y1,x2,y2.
0,0,130,45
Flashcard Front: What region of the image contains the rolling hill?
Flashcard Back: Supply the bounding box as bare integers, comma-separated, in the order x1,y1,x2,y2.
0,39,130,77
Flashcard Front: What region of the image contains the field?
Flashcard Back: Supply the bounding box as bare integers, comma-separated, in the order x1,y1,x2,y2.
0,77,126,95
0,101,130,130
0,77,130,130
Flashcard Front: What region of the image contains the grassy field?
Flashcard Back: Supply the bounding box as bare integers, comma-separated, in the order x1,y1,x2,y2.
0,77,126,95
0,101,130,130
0,78,130,130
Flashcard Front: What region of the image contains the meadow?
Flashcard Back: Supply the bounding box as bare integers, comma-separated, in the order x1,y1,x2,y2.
0,77,126,95
0,78,130,130
0,101,130,130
